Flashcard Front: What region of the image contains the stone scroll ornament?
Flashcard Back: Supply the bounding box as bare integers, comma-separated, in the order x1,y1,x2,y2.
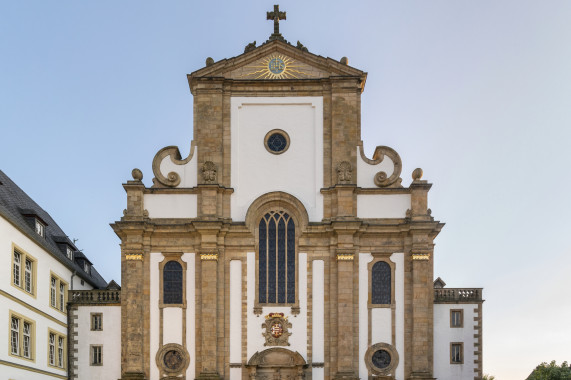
262,313,292,346
201,161,217,184
336,161,353,184
151,142,196,188
359,145,403,188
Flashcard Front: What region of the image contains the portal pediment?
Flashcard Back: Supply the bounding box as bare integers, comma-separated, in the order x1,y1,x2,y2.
189,40,366,82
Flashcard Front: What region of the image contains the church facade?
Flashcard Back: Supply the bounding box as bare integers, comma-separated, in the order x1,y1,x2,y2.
69,9,483,380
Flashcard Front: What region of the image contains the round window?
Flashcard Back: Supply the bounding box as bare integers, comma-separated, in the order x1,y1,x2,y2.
264,129,290,154
371,349,391,369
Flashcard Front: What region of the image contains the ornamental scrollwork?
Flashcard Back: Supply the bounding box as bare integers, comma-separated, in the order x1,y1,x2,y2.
358,145,403,188
151,141,196,188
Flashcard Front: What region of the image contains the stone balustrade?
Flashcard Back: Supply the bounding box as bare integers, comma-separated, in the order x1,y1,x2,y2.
69,289,121,305
434,288,483,303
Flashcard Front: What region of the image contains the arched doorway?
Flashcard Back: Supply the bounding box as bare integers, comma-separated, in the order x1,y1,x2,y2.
247,348,307,380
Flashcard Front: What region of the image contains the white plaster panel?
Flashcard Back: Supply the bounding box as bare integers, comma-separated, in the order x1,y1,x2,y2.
358,253,373,380
433,303,477,380
312,260,324,363
230,367,242,380
312,367,324,380
159,147,198,188
391,252,405,380
357,145,397,188
229,260,242,363
357,194,411,219
150,252,164,380
230,97,324,222
183,252,196,380
76,305,121,380
163,307,183,345
247,252,308,362
144,194,197,219
371,308,392,344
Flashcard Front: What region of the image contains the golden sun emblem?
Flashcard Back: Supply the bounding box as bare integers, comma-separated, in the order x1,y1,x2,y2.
240,54,308,79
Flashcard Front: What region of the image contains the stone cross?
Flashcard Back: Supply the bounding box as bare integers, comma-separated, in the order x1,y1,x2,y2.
267,4,286,40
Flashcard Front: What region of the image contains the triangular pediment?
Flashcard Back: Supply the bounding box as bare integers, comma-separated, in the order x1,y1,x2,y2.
189,40,366,81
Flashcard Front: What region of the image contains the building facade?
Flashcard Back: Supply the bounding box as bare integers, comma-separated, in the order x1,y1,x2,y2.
0,170,107,380
71,9,483,380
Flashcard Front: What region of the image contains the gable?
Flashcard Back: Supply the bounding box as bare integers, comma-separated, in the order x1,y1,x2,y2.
189,40,366,82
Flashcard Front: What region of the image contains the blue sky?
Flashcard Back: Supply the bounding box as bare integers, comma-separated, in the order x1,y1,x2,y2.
1,1,570,378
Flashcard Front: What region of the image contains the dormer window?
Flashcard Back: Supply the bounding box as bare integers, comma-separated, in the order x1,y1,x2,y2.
84,262,91,275
34,219,45,237
66,246,74,260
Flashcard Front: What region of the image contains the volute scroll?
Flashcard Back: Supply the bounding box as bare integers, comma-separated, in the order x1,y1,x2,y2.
151,141,197,188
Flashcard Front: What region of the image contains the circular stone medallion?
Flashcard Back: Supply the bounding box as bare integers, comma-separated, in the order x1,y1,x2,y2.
268,58,285,74
264,129,290,155
164,350,184,371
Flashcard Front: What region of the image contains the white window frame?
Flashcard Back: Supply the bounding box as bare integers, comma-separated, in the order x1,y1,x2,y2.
35,219,45,237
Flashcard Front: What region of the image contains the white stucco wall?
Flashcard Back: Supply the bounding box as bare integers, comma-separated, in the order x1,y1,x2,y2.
230,97,324,222
433,303,477,380
158,147,198,188
149,252,163,380
229,260,242,380
0,217,95,379
144,194,198,219
76,305,121,380
356,194,411,219
358,252,404,380
163,307,183,345
247,252,308,362
183,252,196,380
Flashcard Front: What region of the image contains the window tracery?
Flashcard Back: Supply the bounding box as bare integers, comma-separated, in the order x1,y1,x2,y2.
372,261,391,305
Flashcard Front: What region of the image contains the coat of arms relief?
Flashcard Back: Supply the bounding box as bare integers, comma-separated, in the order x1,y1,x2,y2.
262,313,292,346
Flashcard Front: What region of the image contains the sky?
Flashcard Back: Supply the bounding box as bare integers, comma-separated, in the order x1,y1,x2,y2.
1,1,570,379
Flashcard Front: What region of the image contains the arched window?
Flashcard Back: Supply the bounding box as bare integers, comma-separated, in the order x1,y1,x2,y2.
259,211,295,304
372,261,391,304
163,261,183,304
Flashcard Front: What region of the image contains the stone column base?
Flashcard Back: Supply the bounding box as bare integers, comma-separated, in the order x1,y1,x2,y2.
119,372,147,380
333,371,359,380
196,371,222,380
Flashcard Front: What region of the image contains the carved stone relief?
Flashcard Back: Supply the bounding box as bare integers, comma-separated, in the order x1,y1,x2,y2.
262,313,292,346
336,161,352,184
201,161,217,184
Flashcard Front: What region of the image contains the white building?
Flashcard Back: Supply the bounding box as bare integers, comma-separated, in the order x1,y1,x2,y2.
0,170,107,380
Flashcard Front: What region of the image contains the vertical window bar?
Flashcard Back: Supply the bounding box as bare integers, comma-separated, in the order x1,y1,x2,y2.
13,251,21,287
258,218,267,303
277,217,286,303
49,333,55,366
11,317,19,355
267,217,277,303
286,216,295,303
25,259,32,293
23,322,30,358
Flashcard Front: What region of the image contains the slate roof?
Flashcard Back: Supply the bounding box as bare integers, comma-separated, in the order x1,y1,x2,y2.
0,170,107,288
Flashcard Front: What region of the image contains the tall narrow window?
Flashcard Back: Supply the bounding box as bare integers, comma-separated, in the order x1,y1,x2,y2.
35,219,45,237
451,309,463,328
50,277,57,308
451,343,463,364
23,322,31,359
372,261,391,305
258,211,295,304
163,261,183,304
49,333,56,366
13,251,21,287
11,317,19,355
25,259,33,293
91,345,102,365
59,283,65,311
57,336,64,367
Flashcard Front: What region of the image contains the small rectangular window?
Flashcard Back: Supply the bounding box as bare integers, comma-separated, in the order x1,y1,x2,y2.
91,345,102,366
49,274,68,312
23,322,31,359
25,259,33,293
66,246,74,260
12,247,36,296
35,219,45,237
48,330,65,369
50,277,57,308
59,283,65,311
450,309,463,328
91,313,103,331
57,336,64,368
10,312,35,361
451,342,463,364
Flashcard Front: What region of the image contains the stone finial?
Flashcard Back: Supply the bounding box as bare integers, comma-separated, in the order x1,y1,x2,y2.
244,41,257,53
336,161,352,184
205,57,214,66
412,168,423,181
340,57,349,65
131,168,143,181
201,161,217,184
296,41,308,52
